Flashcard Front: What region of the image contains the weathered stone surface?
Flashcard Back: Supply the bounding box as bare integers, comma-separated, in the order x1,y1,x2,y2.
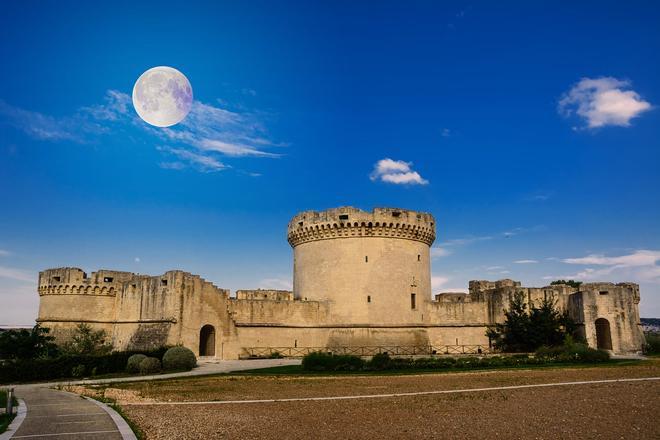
36,206,645,358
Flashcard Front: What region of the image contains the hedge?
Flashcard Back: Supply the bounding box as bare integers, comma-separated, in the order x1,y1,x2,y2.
0,347,169,384
302,346,611,373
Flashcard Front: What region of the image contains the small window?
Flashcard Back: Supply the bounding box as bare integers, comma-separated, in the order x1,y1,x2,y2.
53,276,61,282
599,291,608,295
417,254,421,261
103,277,114,283
161,279,168,286
365,256,369,263
298,221,303,227
411,293,416,309
392,211,401,217
339,214,349,220
367,295,371,303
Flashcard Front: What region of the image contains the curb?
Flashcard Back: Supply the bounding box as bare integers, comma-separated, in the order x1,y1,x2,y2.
0,399,27,440
83,397,137,440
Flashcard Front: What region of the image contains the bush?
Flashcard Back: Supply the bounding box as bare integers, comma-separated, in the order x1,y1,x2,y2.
139,357,161,374
71,364,86,378
126,354,147,373
367,353,393,370
60,324,112,356
643,333,660,355
162,346,196,371
535,337,609,363
0,347,169,383
301,352,364,371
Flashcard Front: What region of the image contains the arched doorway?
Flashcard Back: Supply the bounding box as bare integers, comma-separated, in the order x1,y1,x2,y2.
199,324,216,357
595,318,612,350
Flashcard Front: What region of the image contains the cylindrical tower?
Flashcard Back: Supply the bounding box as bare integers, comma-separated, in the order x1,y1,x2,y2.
287,207,436,325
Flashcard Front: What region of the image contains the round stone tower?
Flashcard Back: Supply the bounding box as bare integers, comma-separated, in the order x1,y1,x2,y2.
287,207,436,325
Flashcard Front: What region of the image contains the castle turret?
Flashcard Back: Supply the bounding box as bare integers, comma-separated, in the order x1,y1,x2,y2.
287,207,436,325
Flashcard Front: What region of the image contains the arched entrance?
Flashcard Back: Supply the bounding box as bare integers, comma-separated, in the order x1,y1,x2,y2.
199,324,216,357
595,318,612,350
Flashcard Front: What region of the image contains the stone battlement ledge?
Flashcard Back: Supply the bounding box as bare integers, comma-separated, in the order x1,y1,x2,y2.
287,206,436,247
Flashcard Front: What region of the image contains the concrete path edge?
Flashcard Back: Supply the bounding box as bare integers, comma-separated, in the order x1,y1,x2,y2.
0,399,27,440
83,397,137,440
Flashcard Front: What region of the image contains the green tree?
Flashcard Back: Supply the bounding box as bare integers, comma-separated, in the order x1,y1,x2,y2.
550,279,582,289
0,325,58,360
487,292,579,352
61,323,112,356
487,291,532,352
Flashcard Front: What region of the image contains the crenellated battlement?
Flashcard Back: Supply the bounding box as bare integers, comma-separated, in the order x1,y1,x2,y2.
38,268,133,296
287,206,436,247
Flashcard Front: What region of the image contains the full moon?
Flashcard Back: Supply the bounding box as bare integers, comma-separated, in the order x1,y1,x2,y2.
132,66,193,127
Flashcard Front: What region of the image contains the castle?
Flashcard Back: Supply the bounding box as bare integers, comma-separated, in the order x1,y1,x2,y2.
37,207,646,358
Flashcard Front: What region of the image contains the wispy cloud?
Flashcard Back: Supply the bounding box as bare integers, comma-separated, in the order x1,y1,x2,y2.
0,249,10,257
157,146,228,172
431,247,452,258
559,77,652,129
514,259,538,264
0,265,36,283
431,275,449,290
0,90,281,173
439,235,493,247
257,277,293,291
370,158,429,185
546,250,660,284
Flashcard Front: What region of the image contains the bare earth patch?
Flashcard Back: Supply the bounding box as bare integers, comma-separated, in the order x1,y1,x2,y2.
98,361,659,439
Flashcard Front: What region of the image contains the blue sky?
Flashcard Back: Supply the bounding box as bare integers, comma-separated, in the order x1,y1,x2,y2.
1,1,659,324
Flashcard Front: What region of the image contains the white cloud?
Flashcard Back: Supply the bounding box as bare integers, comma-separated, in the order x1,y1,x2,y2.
0,266,36,283
551,250,660,284
563,250,660,267
0,90,280,173
559,77,651,128
0,250,10,257
134,257,141,263
431,247,451,258
431,275,449,290
257,277,293,291
157,146,228,172
514,259,538,264
370,158,429,185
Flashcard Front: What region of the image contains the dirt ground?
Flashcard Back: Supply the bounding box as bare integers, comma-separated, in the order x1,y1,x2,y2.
114,361,660,439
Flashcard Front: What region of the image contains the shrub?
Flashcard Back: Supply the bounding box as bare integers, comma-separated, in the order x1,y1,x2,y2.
535,337,609,363
268,351,284,359
126,354,147,373
71,364,86,378
139,357,161,374
162,346,197,371
60,324,112,356
302,352,364,371
367,353,392,370
643,333,660,355
0,347,169,383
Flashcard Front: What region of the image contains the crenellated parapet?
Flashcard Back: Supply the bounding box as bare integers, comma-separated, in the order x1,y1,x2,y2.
38,267,132,297
287,207,436,247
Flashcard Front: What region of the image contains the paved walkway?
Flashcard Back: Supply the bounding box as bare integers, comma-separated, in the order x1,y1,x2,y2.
8,388,123,439
5,359,299,439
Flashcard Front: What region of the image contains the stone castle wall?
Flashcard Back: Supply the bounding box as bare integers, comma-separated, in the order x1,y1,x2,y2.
36,206,646,358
